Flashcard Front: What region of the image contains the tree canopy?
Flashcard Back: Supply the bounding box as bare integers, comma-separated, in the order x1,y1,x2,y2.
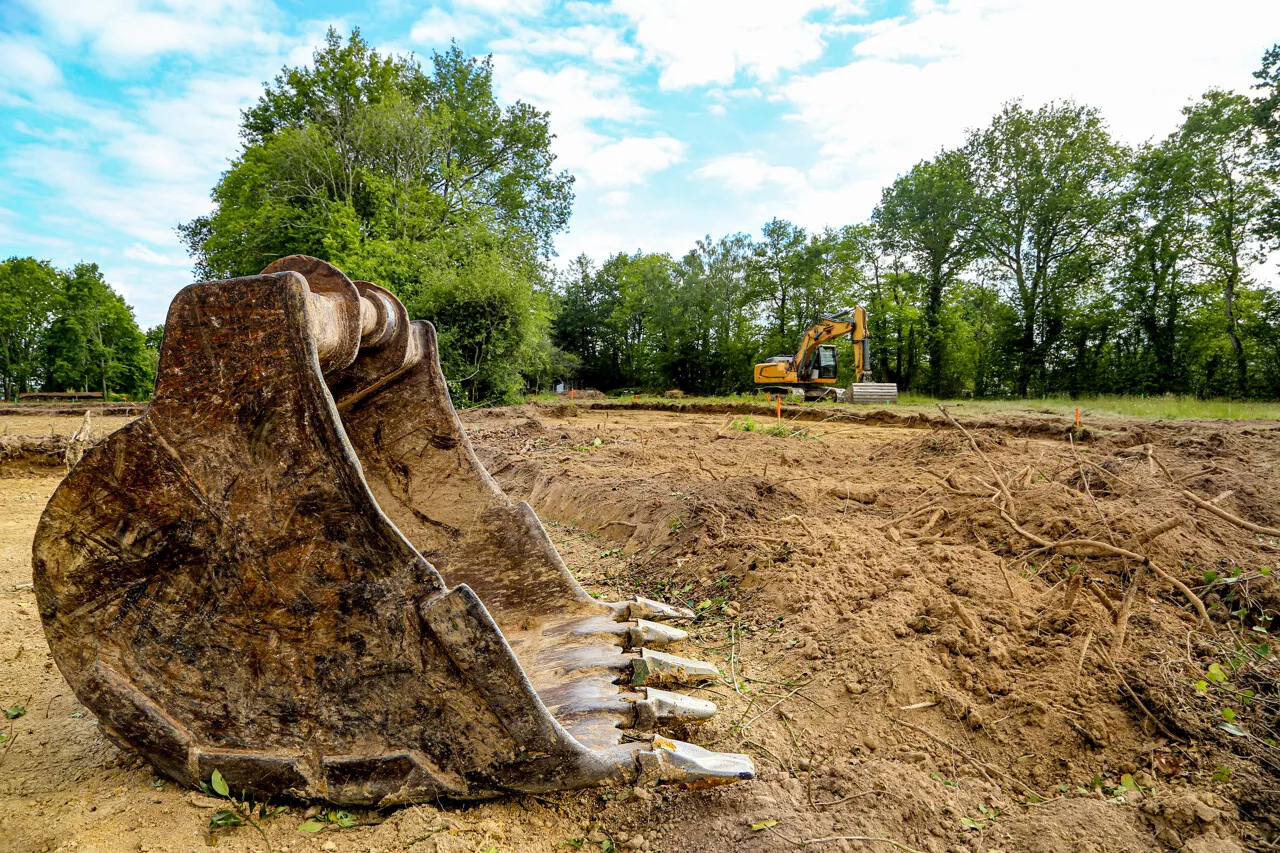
0,258,155,401
180,28,571,404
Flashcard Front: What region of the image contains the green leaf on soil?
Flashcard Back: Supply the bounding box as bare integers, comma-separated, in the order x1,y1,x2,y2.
297,819,327,833
210,769,229,798
751,820,777,831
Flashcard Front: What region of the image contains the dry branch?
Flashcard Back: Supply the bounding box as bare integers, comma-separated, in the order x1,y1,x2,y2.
1086,583,1118,619
1183,490,1280,537
1125,518,1183,549
936,404,1017,515
995,511,1209,627
1095,645,1179,741
1111,562,1146,655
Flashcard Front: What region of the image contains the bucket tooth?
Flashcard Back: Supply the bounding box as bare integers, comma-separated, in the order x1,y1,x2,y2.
32,256,751,804
630,648,720,686
626,619,688,648
612,596,696,622
630,687,717,730
567,616,686,648
637,737,756,787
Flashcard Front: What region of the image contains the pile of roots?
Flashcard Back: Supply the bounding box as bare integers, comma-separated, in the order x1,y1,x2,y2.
903,406,1280,813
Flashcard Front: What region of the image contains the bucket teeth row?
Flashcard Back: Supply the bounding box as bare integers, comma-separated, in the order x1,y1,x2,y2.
31,256,752,804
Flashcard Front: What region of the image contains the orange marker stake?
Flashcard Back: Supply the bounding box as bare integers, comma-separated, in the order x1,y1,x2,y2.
1075,407,1080,427
634,394,639,401
570,388,575,400
776,395,782,420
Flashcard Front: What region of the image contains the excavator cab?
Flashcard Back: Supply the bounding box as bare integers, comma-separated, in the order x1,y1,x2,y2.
811,345,838,381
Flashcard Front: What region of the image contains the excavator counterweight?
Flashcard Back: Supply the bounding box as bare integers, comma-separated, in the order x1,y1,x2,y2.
32,257,753,804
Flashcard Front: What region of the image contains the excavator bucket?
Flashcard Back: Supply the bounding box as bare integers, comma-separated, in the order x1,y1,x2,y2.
32,256,753,805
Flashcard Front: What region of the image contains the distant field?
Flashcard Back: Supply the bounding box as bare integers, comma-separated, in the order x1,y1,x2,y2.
532,391,1280,421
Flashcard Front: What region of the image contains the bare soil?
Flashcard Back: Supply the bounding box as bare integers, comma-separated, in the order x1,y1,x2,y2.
1,403,1277,853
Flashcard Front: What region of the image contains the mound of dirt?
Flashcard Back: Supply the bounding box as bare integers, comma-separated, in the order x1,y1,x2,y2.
0,434,69,476
465,404,1280,850
0,403,144,418
558,387,607,399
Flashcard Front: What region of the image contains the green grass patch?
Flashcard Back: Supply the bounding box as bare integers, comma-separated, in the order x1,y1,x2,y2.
900,393,1280,421
528,390,1280,421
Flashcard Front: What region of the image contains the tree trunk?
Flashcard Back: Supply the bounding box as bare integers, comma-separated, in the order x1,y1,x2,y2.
925,263,945,396
1016,317,1035,398
1225,274,1247,395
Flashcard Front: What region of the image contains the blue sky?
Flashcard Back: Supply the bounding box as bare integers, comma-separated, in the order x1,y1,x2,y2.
1,0,1278,327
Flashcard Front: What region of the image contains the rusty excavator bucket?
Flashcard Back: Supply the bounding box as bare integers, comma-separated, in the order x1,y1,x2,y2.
32,256,753,805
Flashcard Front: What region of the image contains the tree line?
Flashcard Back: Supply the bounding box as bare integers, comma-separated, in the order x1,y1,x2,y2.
555,50,1280,399
0,258,155,402
8,34,1280,405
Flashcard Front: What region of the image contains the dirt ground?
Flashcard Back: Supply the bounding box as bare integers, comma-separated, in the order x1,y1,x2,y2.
1,402,1278,853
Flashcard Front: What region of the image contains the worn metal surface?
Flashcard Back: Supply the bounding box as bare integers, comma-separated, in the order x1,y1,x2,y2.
32,258,753,804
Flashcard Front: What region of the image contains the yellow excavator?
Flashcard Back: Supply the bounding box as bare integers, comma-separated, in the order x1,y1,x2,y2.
753,306,898,402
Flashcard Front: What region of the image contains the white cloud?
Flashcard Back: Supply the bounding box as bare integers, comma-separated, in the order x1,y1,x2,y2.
788,0,1280,175
456,0,548,14
716,0,1280,232
16,0,277,64
123,243,189,265
410,7,484,45
0,37,62,96
495,60,686,188
498,63,648,125
577,136,686,187
695,153,808,195
6,144,210,245
491,25,639,65
612,0,862,90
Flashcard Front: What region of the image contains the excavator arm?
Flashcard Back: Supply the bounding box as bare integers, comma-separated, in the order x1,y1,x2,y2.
754,306,870,387
791,306,870,383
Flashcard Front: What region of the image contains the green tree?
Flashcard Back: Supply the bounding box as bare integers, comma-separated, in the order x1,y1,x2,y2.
43,264,153,399
1177,89,1274,395
874,149,976,395
1112,138,1200,393
965,101,1125,397
750,218,810,351
180,29,573,404
553,254,617,389
0,257,59,401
